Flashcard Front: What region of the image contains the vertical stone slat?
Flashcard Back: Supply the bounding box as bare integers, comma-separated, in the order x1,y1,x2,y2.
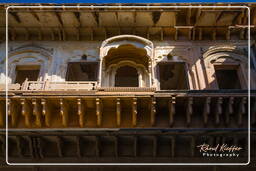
134,136,137,157
76,136,82,158
27,136,34,158
15,136,23,157
36,137,44,159
95,136,100,157
153,136,157,157
114,136,118,157
56,136,63,157
170,136,175,157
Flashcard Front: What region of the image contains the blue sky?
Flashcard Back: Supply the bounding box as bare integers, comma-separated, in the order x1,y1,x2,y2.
0,0,255,3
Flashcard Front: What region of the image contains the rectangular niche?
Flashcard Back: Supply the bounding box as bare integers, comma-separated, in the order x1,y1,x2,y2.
15,65,40,84
158,62,188,90
66,62,99,81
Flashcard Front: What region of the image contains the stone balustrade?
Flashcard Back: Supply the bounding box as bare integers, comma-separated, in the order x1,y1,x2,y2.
0,80,98,91
0,90,253,129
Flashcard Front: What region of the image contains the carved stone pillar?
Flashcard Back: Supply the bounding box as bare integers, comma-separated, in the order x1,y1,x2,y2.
150,97,156,126
8,99,18,127
96,98,102,127
169,96,176,127
21,98,32,127
60,99,68,127
215,97,223,125
186,97,193,126
132,98,137,127
116,98,121,127
225,97,234,125
77,98,85,127
238,97,247,126
32,99,42,127
41,99,51,127
203,97,211,126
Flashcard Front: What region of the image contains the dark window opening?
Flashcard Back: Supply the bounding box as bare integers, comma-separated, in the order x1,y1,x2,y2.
115,66,139,87
158,62,188,90
215,66,241,89
66,62,99,81
15,65,40,84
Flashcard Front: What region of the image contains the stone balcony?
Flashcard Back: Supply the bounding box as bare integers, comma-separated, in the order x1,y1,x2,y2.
0,80,254,129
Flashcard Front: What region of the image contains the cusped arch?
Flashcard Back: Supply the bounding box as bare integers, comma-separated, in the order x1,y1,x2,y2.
8,45,53,61
203,46,248,67
202,46,248,89
100,35,154,59
99,35,155,87
101,35,153,49
7,45,53,83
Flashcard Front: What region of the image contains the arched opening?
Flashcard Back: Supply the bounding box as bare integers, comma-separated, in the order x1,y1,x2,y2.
99,35,154,87
7,47,53,84
203,47,248,89
115,66,139,87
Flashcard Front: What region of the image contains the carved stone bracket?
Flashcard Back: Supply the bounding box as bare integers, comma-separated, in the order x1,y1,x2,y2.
41,99,51,127
8,99,18,127
116,98,121,126
21,98,32,127
96,98,102,127
77,98,85,127
150,97,156,126
169,96,176,127
132,98,137,127
60,99,68,127
32,99,42,127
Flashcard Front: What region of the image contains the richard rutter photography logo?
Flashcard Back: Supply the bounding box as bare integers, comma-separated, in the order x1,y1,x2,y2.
196,143,243,157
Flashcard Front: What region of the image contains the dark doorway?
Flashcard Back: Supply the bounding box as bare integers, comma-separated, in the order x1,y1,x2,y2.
215,67,241,89
158,62,188,90
15,65,40,84
115,66,139,87
66,62,98,81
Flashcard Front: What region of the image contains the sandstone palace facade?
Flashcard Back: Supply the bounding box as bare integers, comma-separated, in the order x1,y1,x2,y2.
0,3,255,171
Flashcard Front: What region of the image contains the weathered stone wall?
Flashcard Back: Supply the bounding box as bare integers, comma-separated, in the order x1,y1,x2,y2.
0,39,252,89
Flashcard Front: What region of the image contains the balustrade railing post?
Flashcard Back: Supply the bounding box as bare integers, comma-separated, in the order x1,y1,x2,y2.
44,79,50,90
21,78,29,90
